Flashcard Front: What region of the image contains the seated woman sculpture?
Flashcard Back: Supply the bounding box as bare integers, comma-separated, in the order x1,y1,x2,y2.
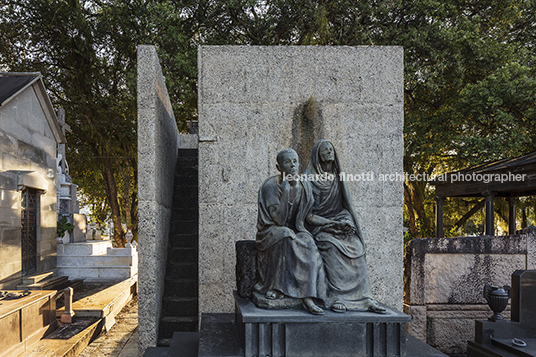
304,140,385,313
256,148,326,315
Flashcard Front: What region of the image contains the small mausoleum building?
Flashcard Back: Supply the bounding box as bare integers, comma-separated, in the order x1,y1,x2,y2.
0,73,65,289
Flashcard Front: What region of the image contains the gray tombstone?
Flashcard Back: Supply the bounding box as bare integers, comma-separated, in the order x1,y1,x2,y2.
511,270,536,327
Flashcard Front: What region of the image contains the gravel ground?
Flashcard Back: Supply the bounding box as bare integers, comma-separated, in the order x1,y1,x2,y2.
78,295,139,357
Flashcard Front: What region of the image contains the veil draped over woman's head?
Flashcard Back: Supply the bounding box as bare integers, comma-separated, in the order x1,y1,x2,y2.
304,139,342,187
304,139,364,243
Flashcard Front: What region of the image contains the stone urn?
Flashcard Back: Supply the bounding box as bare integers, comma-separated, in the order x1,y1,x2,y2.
484,284,510,321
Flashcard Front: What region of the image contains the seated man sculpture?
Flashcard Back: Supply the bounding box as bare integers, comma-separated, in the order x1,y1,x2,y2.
255,148,326,315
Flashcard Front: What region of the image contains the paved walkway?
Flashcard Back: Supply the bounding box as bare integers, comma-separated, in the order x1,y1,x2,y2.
79,295,139,357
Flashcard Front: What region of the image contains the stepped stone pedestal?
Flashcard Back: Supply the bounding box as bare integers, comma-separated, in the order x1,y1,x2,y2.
165,314,445,357
233,291,410,357
57,241,138,280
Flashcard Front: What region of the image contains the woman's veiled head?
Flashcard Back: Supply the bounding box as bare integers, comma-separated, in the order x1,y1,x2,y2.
306,139,340,176
319,141,335,163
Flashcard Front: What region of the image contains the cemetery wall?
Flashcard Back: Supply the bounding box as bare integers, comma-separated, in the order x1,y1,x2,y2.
404,231,536,354
198,46,405,313
137,45,181,353
0,82,59,289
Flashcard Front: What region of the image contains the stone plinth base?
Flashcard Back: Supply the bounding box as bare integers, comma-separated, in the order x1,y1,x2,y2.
196,313,446,357
234,291,410,357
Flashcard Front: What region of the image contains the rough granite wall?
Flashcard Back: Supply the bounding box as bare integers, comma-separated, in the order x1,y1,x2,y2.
404,233,536,354
137,45,180,355
198,46,404,314
0,83,58,289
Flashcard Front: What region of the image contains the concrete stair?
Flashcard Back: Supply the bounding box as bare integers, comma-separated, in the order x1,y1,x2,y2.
144,331,199,357
17,272,84,291
57,241,112,255
22,271,54,284
143,347,169,357
158,148,199,345
17,276,68,290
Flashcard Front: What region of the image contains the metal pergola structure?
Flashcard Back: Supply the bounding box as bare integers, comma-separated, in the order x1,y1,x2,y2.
432,152,536,237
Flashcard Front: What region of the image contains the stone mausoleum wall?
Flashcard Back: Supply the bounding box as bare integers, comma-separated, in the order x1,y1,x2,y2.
198,46,404,314
404,231,536,355
137,45,181,353
0,79,60,289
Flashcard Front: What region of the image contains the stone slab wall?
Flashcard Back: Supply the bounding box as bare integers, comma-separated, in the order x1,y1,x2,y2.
198,46,404,314
137,45,180,354
404,232,536,354
0,83,58,289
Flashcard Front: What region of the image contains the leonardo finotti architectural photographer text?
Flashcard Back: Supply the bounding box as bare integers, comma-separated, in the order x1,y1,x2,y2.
283,172,527,183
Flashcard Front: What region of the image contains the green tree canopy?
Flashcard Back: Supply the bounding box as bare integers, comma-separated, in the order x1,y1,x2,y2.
2,0,535,242
0,0,148,246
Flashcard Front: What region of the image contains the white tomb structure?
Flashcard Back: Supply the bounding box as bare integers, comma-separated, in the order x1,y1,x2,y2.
55,110,138,280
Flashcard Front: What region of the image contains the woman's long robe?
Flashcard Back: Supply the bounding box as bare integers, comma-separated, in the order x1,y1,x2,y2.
304,140,376,311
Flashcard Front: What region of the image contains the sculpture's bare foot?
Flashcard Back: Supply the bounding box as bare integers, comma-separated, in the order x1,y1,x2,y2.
368,301,386,314
331,303,347,313
266,290,284,300
303,297,324,315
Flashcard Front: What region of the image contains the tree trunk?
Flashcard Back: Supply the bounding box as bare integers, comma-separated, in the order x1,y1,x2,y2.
453,200,485,231
120,161,132,232
404,182,419,238
130,191,138,241
495,198,509,228
521,204,527,229
408,180,432,236
130,163,138,240
102,155,125,247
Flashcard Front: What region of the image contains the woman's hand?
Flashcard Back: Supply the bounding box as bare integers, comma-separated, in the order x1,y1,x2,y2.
319,220,355,236
334,220,353,232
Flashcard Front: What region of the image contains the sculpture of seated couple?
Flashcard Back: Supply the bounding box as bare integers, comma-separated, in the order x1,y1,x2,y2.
255,140,386,316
